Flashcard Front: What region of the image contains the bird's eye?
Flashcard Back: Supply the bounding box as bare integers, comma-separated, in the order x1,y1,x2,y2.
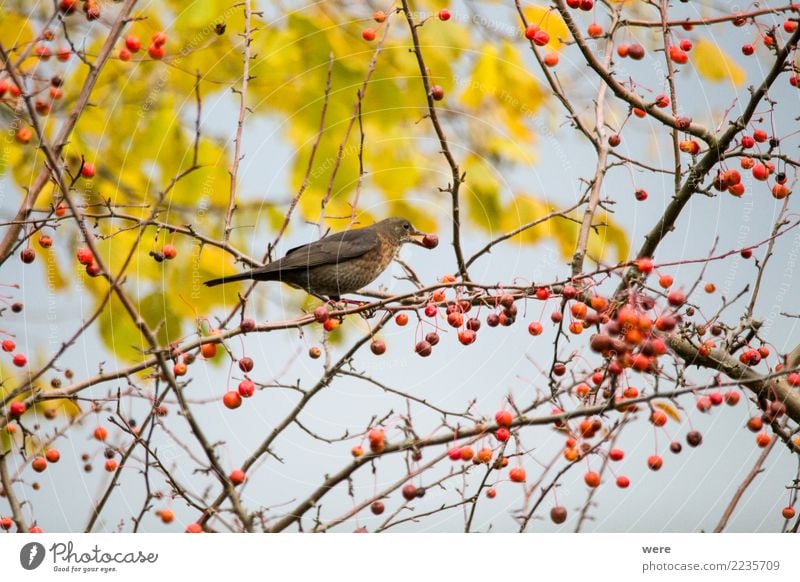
403,223,410,230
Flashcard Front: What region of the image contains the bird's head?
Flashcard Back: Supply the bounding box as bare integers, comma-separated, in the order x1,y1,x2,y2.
378,217,428,247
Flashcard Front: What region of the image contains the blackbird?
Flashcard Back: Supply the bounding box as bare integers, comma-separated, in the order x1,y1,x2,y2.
204,217,429,297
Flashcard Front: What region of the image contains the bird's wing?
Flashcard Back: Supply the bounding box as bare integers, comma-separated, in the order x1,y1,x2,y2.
274,228,379,271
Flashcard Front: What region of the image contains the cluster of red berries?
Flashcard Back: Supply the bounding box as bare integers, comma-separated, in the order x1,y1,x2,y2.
76,246,102,278
222,355,257,409
2,338,29,371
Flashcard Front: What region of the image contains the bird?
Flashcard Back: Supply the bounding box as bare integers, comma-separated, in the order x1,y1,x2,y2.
204,217,431,298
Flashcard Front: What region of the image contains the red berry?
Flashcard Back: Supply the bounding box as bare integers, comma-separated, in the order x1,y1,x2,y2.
238,356,254,372
9,401,26,417
422,234,439,248
753,129,768,143
509,467,526,482
370,501,385,515
647,455,663,471
223,391,242,409
0,517,12,530
81,162,96,179
12,353,27,367
93,426,108,441
59,0,78,13
431,85,444,101
447,446,462,461
32,457,47,473
20,248,35,264
649,410,667,427
125,35,142,52
370,339,386,355
76,247,94,265
667,289,686,307
755,432,771,448
395,313,408,326
162,244,177,260
527,321,543,336
584,471,600,487
238,380,255,398
2,339,15,352
105,459,117,472
616,475,630,488
782,506,796,519
361,28,376,42
494,427,510,442
46,449,60,463
185,523,203,533
401,483,418,500
532,30,550,47
550,506,567,523
230,468,245,485
152,31,168,46
609,448,624,462
495,409,513,427
119,48,132,61
148,44,165,59
437,9,451,21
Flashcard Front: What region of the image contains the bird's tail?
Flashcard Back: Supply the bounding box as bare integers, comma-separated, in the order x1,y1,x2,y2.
204,271,255,287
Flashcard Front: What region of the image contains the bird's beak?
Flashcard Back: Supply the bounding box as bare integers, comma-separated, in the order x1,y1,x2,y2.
408,229,427,246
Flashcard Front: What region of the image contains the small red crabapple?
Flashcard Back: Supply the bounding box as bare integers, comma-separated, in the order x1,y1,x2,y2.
616,475,630,488
148,44,165,59
584,471,600,487
370,501,385,515
373,10,386,23
532,30,550,46
361,28,376,42
238,380,255,398
609,448,624,461
550,506,567,524
20,248,35,264
46,449,61,463
395,313,408,326
437,9,451,21
104,459,117,472
222,391,242,409
229,469,245,485
486,488,497,499
2,339,15,352
370,339,386,355
782,506,796,519
162,244,177,260
93,426,108,441
32,457,48,473
81,162,96,178
119,48,132,61
126,35,142,52
152,31,167,46
9,401,26,417
185,523,203,533
509,467,526,482
647,455,663,471
528,321,543,336
431,85,444,101
495,427,510,442
755,432,771,447
422,233,439,248
495,409,513,427
159,509,174,524
402,483,417,500
12,353,27,367
238,356,254,372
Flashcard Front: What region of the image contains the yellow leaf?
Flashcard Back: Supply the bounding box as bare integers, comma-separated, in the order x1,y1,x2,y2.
523,5,568,51
693,39,745,86
655,401,681,423
464,155,503,232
